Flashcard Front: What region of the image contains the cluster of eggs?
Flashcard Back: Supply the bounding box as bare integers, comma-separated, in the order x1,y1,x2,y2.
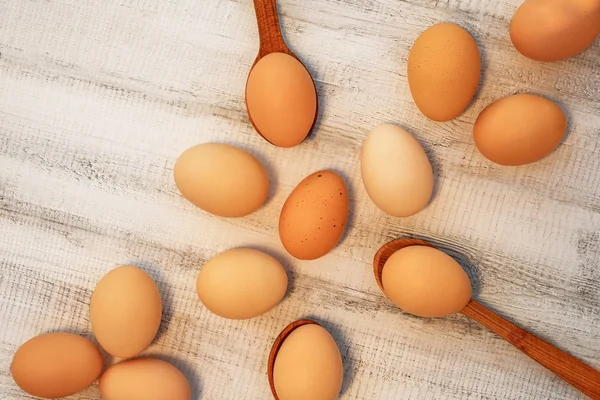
11,266,190,399
9,0,600,399
409,21,568,167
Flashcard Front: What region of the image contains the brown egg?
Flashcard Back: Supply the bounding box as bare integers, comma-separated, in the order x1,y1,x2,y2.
246,52,317,148
279,170,349,260
90,266,162,358
474,94,567,166
510,0,600,62
99,358,191,400
174,143,269,218
273,324,343,400
408,23,481,121
11,332,103,398
382,246,472,317
196,248,288,319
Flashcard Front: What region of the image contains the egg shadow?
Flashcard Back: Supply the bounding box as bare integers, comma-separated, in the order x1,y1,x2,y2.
304,64,325,143
90,337,115,374
397,124,443,208
302,316,356,396
253,151,280,208
462,23,490,106
98,348,114,374
146,354,203,399
240,244,297,298
326,169,357,248
132,262,174,343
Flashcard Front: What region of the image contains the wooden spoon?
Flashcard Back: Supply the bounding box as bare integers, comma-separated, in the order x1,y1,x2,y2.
374,238,600,399
249,0,294,66
246,0,318,146
267,319,319,400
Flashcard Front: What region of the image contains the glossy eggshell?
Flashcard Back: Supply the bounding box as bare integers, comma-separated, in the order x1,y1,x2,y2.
174,143,269,218
11,332,103,399
273,324,343,400
361,124,434,217
510,0,600,62
99,358,191,400
382,246,472,317
279,170,349,260
90,266,162,358
196,248,288,319
408,23,481,121
474,94,567,166
246,52,317,148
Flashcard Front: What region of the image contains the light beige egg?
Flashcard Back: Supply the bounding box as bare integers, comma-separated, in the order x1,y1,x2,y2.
11,332,103,399
382,246,472,317
510,0,600,62
279,170,349,260
273,324,343,400
474,94,567,166
174,143,269,218
99,358,191,400
361,124,434,217
90,266,162,358
196,248,288,319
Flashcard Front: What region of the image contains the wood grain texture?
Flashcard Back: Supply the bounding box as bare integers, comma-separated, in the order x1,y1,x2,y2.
0,0,599,399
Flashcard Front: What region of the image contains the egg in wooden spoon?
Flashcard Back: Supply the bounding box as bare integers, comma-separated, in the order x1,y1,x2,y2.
374,238,600,399
268,320,343,400
245,0,318,148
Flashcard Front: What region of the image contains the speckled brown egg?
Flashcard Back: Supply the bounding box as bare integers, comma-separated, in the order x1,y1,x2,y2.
279,170,349,260
408,23,481,121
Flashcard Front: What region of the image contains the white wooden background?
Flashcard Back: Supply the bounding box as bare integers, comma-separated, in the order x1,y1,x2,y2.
1,0,599,399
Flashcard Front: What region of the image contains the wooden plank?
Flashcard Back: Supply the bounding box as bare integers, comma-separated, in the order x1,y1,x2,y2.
0,0,598,398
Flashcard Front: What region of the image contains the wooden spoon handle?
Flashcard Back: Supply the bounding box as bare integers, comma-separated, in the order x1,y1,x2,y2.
462,299,600,399
252,0,291,59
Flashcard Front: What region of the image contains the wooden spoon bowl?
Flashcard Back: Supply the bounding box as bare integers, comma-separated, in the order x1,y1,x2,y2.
373,237,600,399
267,319,319,400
